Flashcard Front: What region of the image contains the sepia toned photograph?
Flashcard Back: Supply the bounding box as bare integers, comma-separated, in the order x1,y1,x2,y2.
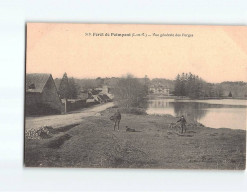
24,23,246,169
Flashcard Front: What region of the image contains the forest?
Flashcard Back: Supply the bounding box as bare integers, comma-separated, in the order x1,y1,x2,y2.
173,72,247,99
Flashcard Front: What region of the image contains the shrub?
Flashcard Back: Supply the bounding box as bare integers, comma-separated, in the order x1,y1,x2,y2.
112,74,148,114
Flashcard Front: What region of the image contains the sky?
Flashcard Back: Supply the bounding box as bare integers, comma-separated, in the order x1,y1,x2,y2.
26,23,247,83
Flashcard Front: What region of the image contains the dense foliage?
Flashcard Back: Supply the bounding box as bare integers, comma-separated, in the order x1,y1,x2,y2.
58,73,79,99
112,74,148,113
174,72,224,99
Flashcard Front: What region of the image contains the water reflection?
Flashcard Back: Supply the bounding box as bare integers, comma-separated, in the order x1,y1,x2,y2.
172,102,207,122
147,98,247,130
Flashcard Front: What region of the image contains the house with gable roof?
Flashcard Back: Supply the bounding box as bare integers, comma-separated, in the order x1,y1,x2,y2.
25,73,64,115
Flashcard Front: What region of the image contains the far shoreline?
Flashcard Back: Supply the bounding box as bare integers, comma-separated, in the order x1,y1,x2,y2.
147,94,247,101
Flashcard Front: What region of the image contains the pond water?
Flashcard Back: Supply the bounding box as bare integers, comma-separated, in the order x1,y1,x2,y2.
147,98,247,130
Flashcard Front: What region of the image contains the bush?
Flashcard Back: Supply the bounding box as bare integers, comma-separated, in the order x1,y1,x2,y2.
112,74,148,114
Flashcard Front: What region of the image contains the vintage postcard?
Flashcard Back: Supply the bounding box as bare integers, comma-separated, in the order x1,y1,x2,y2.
25,23,246,169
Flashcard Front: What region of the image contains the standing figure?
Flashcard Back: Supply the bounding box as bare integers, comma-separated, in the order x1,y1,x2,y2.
177,115,187,134
110,110,121,131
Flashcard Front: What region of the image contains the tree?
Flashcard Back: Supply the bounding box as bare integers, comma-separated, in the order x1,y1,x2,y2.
144,75,150,94
68,77,78,99
228,91,233,97
174,72,208,99
189,75,198,98
174,74,181,96
58,73,70,99
96,77,104,87
113,74,148,109
215,84,223,97
180,73,186,96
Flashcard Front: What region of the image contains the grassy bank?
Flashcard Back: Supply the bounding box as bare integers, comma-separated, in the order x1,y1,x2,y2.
25,108,246,169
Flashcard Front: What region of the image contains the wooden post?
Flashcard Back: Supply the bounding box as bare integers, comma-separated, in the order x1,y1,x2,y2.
64,98,67,113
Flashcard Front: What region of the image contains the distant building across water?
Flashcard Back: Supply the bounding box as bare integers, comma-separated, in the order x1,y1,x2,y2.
149,84,170,96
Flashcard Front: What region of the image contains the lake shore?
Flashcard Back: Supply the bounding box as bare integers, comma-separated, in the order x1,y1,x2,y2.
25,107,246,169
147,94,247,100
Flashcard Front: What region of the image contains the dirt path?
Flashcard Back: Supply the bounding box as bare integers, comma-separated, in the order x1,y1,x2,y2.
25,102,114,130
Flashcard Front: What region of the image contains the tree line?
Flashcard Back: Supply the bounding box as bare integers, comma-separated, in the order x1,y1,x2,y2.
56,72,247,101
174,72,224,99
